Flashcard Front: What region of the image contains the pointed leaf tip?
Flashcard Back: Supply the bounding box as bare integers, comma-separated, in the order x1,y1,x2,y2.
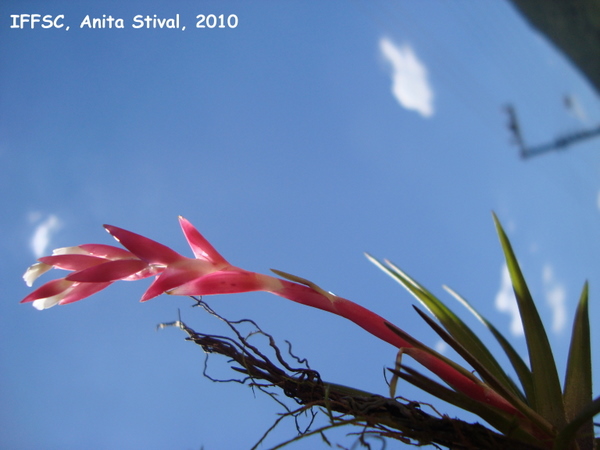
270,269,337,303
103,224,182,265
178,217,228,265
66,259,149,282
493,214,566,428
563,281,592,446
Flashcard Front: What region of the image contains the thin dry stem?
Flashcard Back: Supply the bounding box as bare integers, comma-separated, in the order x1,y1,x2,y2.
158,297,544,449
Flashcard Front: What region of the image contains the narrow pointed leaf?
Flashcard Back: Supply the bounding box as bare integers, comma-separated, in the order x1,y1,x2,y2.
66,259,149,282
384,320,554,436
563,282,592,448
39,254,107,271
412,305,553,436
493,213,566,427
104,225,183,264
78,244,136,259
58,281,112,305
366,252,525,402
383,321,481,385
270,268,337,302
20,279,71,303
444,285,534,407
553,395,600,450
390,366,507,425
178,216,229,266
392,366,544,447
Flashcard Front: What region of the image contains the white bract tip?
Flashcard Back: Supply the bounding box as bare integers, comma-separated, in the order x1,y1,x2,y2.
23,262,52,287
32,295,61,310
52,246,87,256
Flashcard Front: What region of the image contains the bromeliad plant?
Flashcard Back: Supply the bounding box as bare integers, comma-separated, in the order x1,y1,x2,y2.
21,214,598,449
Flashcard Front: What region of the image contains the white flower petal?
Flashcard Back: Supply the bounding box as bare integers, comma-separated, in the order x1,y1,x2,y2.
32,295,62,310
23,262,53,287
52,246,88,256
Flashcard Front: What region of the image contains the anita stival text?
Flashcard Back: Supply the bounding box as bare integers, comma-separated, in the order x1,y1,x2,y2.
9,14,239,30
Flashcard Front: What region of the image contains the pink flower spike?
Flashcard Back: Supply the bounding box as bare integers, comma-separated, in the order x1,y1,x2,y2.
79,244,138,259
139,266,207,302
168,270,280,297
104,225,184,265
66,259,150,283
39,254,108,271
20,279,72,304
122,265,165,281
178,216,229,266
58,281,112,305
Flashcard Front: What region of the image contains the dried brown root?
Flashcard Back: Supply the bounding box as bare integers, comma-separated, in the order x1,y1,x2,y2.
158,297,543,450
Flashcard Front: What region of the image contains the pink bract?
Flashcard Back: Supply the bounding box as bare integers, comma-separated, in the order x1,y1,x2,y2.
19,216,528,424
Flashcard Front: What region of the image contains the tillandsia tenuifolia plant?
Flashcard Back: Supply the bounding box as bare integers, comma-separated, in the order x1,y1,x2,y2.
21,214,598,449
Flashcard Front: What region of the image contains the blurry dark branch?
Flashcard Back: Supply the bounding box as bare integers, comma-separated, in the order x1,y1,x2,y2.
505,105,526,152
508,0,600,96
503,0,600,159
505,104,600,159
159,297,544,450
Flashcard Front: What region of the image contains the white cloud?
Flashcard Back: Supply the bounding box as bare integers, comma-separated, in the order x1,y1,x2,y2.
542,264,567,333
379,37,434,118
495,263,524,336
30,214,61,258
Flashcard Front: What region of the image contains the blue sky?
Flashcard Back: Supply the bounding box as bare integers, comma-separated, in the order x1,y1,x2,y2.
2,1,600,448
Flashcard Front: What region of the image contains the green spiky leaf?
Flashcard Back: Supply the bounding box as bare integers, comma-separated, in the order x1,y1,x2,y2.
554,395,600,450
562,282,592,448
384,321,555,440
443,285,535,408
412,305,552,436
366,253,526,402
391,366,543,447
383,321,482,385
493,213,566,428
